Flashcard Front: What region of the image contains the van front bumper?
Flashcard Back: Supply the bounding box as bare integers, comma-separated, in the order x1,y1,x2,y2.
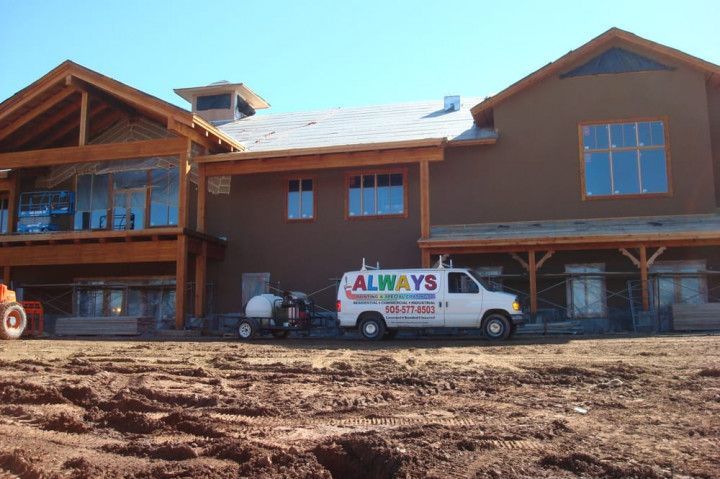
510,314,525,326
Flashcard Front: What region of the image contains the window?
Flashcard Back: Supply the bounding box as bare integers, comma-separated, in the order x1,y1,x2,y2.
651,261,707,308
448,272,479,294
0,195,8,234
580,119,669,198
566,264,607,318
112,170,147,230
196,93,231,111
150,167,179,227
75,167,179,231
347,170,405,217
74,174,110,230
287,178,314,221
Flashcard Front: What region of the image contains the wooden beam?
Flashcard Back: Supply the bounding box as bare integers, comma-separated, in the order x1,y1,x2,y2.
175,235,188,329
78,90,89,146
177,139,191,229
0,87,77,142
65,75,138,118
528,250,537,314
0,240,177,266
2,266,10,286
419,231,720,252
419,160,430,239
421,249,431,268
536,250,555,270
6,173,18,234
647,246,667,267
619,248,641,268
36,102,107,148
639,245,649,311
510,252,529,271
167,117,216,151
0,137,187,169
194,243,207,318
204,146,444,176
9,100,81,149
197,162,207,232
197,138,445,163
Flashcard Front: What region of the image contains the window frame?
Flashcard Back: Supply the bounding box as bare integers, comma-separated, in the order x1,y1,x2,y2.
284,175,317,223
578,116,673,201
344,168,409,220
565,263,608,319
650,260,708,307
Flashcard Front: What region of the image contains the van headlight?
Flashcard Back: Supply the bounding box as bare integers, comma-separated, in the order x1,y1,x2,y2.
512,299,521,312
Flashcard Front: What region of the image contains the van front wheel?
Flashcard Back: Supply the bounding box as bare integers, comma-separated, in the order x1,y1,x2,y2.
359,315,385,341
483,314,511,341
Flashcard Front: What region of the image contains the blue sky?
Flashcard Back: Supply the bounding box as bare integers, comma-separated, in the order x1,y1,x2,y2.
1,0,718,114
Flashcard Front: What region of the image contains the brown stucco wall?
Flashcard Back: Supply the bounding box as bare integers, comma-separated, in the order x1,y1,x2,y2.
708,86,720,206
432,45,717,225
206,166,422,312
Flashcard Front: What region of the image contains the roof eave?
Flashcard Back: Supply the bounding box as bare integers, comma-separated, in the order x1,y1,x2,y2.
195,137,449,164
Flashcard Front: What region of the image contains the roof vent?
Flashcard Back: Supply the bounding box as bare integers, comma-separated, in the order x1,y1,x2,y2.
444,95,461,112
174,82,270,125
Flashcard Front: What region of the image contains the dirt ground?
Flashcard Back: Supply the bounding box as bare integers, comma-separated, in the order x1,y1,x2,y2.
0,335,718,479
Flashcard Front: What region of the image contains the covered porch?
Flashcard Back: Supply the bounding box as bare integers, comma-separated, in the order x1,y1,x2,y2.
419,214,720,333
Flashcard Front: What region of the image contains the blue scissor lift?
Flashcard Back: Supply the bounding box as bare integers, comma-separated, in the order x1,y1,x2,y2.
17,191,75,233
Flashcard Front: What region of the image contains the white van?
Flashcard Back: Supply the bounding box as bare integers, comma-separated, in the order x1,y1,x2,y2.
336,267,523,340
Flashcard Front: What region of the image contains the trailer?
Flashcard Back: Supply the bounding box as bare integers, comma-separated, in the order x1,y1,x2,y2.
238,290,337,339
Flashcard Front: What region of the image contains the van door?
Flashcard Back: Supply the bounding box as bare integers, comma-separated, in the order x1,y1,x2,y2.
443,271,484,327
385,271,444,327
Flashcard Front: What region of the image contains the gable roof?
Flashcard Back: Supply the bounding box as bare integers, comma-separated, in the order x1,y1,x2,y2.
0,60,241,152
470,28,720,122
218,97,497,155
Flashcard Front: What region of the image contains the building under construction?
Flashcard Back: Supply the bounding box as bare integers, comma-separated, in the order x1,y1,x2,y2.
1,28,720,335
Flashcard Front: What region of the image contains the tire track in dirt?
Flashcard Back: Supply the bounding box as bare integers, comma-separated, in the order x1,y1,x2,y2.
206,412,482,428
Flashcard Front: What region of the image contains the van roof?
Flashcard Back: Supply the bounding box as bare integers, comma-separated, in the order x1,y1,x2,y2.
344,268,470,274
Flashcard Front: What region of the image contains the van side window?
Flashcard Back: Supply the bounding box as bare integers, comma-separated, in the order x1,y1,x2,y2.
448,273,479,294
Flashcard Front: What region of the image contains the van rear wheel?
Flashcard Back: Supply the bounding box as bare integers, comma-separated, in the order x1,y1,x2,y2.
359,315,385,341
483,314,511,341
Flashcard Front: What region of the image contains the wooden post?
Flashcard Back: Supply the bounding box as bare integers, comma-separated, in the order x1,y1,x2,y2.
421,249,431,268
194,243,207,318
175,235,188,329
528,250,537,314
78,90,89,146
639,245,649,311
197,163,207,233
3,266,10,286
419,160,430,239
177,140,191,229
7,173,18,234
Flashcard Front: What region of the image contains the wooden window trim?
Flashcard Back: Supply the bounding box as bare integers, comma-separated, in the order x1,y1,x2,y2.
284,175,317,223
578,116,673,201
344,167,409,220
565,263,608,318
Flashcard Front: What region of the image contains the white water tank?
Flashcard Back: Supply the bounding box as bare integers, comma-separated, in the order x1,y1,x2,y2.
245,294,281,318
